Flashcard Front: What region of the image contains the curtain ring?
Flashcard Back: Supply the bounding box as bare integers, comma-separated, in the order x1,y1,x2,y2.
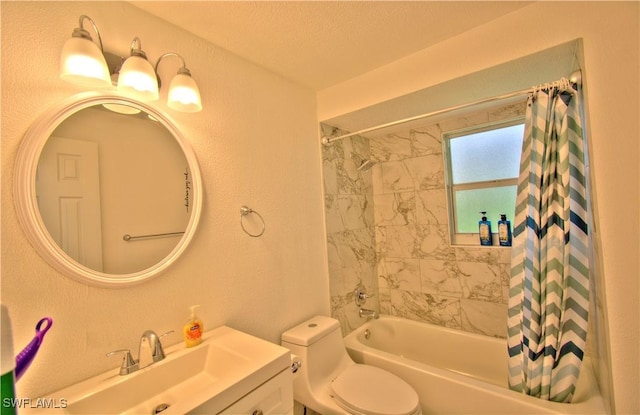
240,206,266,237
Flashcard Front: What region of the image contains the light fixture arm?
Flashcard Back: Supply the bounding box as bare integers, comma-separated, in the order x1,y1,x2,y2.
74,15,105,52
128,37,149,59
155,52,187,72
154,52,191,88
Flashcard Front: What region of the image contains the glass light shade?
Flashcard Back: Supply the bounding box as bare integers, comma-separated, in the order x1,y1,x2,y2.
60,37,111,87
117,55,159,101
167,73,202,113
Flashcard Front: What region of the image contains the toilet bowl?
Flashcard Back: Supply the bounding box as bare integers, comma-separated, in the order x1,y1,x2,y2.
281,315,421,415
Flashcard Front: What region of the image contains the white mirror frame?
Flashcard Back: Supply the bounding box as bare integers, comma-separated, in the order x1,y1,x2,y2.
13,91,203,287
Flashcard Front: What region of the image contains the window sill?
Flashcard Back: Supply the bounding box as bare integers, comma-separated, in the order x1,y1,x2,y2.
451,233,512,248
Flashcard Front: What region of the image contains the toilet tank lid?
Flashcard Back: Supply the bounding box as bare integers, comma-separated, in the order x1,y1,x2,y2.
281,315,341,346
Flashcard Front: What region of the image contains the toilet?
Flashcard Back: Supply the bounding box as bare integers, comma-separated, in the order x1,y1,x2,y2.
281,315,421,415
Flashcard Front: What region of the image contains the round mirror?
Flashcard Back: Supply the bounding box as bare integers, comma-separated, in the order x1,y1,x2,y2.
14,92,202,287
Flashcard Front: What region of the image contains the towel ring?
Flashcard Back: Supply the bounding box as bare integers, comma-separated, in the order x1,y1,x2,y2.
240,206,265,237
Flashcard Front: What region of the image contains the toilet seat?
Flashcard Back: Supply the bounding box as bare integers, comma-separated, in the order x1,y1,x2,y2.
330,364,421,415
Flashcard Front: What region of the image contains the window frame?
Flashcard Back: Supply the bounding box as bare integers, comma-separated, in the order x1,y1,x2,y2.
443,116,525,246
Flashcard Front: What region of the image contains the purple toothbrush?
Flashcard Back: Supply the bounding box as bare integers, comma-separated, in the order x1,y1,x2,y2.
15,317,52,381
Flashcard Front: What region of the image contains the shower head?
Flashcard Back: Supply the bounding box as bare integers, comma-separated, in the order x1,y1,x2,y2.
357,159,377,171
351,153,376,171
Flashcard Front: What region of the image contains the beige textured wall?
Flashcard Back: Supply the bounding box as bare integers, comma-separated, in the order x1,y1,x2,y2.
1,2,329,398
318,2,639,414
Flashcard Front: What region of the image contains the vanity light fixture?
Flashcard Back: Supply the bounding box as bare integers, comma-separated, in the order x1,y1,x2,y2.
155,53,202,113
60,15,203,113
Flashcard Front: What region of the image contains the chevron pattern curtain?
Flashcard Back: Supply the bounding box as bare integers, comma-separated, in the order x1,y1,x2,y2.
507,79,589,403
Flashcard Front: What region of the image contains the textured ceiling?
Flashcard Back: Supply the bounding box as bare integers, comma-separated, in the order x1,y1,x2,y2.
130,1,531,91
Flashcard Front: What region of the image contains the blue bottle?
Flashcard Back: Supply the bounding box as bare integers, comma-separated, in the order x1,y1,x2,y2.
498,214,512,246
478,211,492,246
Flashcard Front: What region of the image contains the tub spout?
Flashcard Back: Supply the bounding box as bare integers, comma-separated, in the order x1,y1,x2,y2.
359,308,379,320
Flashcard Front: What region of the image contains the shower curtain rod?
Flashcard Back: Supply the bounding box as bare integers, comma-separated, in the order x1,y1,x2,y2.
321,70,582,146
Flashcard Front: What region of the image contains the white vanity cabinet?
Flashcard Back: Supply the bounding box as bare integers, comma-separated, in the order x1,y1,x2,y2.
218,369,293,414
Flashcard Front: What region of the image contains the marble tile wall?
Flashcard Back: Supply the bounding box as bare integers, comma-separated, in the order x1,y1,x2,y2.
321,125,379,335
322,101,527,338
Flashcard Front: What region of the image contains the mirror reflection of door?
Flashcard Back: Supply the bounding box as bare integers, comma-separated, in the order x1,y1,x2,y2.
36,105,191,275
36,136,104,271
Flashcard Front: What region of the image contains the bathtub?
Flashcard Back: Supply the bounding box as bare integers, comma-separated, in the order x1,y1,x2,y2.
343,316,606,414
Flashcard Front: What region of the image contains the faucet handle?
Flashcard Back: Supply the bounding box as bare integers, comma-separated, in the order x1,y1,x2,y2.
354,286,372,306
159,330,174,340
106,349,139,376
152,330,175,362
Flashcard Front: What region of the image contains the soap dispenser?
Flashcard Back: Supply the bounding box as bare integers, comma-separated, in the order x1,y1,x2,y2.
183,305,203,348
498,214,512,246
478,211,493,246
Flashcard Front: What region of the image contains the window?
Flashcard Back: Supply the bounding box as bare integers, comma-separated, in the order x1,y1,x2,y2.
444,119,524,245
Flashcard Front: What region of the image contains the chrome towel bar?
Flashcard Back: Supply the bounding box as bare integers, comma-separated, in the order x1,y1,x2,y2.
123,231,185,242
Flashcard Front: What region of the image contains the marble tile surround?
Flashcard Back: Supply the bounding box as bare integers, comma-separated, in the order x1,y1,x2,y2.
322,102,526,338
322,125,379,334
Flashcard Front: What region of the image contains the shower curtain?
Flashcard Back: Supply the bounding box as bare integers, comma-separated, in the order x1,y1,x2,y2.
507,79,589,403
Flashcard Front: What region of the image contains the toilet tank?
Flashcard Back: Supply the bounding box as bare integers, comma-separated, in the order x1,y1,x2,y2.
281,316,352,381
281,315,341,346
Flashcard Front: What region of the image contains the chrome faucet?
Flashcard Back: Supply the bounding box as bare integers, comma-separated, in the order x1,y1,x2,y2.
138,330,173,369
107,329,173,375
359,308,379,320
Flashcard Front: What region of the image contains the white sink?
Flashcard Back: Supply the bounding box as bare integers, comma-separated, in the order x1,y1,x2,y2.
26,326,291,414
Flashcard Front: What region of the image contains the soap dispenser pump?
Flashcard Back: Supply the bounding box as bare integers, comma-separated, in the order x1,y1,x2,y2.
478,211,493,246
183,305,203,348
